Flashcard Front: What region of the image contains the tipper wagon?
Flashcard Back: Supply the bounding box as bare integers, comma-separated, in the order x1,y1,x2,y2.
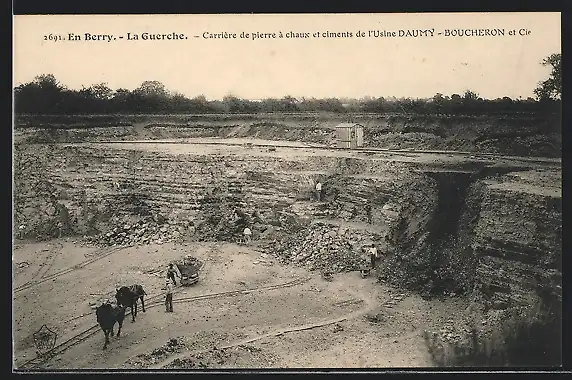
172,255,202,286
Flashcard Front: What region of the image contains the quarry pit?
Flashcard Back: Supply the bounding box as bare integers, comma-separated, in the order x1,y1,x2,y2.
13,118,562,369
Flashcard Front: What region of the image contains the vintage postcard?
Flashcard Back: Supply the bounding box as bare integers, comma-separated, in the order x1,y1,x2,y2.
13,12,562,371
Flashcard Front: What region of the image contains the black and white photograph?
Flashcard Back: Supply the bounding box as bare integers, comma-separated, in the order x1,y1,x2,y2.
12,12,562,371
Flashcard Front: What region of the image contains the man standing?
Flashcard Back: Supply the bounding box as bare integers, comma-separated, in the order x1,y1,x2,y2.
366,203,373,224
369,244,378,269
243,226,252,245
315,181,323,202
165,279,174,313
57,221,63,238
18,224,25,240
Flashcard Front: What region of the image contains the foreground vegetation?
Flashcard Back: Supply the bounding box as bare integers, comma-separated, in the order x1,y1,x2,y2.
424,291,561,367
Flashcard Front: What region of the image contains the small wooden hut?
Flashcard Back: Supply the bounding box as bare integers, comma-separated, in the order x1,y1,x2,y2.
335,123,364,149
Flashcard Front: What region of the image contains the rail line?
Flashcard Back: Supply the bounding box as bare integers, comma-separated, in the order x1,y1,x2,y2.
14,246,124,294
149,286,408,369
89,140,560,166
16,277,309,370
36,249,60,280
16,242,64,290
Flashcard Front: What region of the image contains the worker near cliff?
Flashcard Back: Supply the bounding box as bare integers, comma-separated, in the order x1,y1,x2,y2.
57,221,63,238
369,244,379,269
315,181,323,201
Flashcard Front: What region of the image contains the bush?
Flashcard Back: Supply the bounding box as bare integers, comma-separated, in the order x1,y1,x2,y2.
425,297,561,367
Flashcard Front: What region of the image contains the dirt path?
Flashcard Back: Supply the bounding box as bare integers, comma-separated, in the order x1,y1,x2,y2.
150,278,381,369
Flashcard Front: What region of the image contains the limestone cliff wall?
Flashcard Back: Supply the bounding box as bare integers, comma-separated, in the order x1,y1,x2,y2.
13,144,561,310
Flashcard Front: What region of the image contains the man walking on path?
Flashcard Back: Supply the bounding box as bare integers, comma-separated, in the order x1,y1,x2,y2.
165,280,174,313
167,263,180,286
315,181,323,201
369,244,378,269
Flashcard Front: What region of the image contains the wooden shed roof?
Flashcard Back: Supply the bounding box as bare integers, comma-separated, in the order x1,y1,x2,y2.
335,123,364,128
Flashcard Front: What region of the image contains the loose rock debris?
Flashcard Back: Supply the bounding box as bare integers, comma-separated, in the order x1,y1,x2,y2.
126,338,272,369
263,222,382,274
16,261,31,269
126,337,188,368
84,215,189,247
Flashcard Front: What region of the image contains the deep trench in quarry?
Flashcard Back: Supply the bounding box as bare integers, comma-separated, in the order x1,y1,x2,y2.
424,171,476,293
426,171,474,252
379,164,541,298
378,169,483,296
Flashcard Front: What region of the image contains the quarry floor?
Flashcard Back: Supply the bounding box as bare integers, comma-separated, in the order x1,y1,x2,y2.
13,239,473,369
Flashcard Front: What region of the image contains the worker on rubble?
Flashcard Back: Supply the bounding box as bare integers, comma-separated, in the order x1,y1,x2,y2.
315,181,323,201
243,226,252,245
366,203,373,224
167,263,180,286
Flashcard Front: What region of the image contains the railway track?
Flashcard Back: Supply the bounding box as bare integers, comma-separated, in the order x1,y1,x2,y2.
14,246,124,294
90,140,560,166
16,242,64,290
16,277,309,370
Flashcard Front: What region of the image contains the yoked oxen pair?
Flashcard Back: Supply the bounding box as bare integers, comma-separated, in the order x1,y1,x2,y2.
115,284,147,322
94,284,147,350
95,302,126,350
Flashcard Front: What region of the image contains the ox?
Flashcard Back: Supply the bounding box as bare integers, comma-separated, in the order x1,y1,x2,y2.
95,302,126,350
115,284,146,322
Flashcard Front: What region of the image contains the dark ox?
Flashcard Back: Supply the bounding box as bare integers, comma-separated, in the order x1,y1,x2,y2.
95,303,126,350
115,284,146,322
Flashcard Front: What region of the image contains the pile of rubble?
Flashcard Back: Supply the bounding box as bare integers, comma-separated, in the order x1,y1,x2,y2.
125,337,188,369
424,320,477,346
263,222,382,274
194,199,248,243
165,357,209,369
84,216,191,247
164,344,272,369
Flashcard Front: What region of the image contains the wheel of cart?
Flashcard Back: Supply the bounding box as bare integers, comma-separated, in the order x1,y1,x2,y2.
359,264,371,278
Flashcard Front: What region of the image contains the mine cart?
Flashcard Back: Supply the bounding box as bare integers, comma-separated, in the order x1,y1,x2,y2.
173,256,201,286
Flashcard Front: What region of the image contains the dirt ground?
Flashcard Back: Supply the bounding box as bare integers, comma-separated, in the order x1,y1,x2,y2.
12,238,472,369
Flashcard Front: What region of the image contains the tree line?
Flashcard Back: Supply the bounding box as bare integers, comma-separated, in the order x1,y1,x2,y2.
14,54,560,116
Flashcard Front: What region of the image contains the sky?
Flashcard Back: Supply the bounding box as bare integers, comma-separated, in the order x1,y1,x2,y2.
13,13,561,100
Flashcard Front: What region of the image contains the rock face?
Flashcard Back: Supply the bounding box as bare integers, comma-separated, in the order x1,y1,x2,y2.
470,170,562,309
13,144,423,244
13,143,561,310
